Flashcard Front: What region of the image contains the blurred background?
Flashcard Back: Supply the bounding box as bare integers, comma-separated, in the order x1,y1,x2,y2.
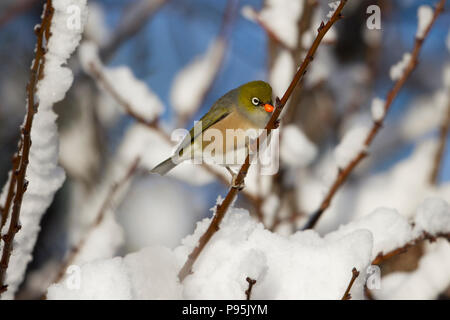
0,0,449,299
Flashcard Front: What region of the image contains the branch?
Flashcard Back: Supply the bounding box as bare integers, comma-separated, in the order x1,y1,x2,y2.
302,0,446,230
88,61,160,130
429,92,450,185
0,0,54,296
245,277,257,300
50,157,140,287
372,232,450,265
341,268,360,300
177,0,348,282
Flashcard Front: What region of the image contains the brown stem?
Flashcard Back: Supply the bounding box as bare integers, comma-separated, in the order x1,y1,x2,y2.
0,0,54,297
302,0,446,230
0,153,20,230
177,0,348,282
245,277,257,300
372,232,450,265
341,268,360,300
429,93,450,185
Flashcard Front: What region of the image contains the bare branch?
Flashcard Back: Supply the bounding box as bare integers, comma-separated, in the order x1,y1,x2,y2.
245,277,257,300
177,0,348,282
341,268,360,300
302,0,447,230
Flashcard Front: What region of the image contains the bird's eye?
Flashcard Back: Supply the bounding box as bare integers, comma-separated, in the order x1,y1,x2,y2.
251,97,260,106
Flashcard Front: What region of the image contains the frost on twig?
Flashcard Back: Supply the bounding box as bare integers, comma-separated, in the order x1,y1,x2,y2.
0,0,87,299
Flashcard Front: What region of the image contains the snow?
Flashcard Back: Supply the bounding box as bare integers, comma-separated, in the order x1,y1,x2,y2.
240,5,257,22
259,0,303,49
74,211,125,265
280,124,317,168
79,41,164,122
400,92,448,141
327,207,415,261
116,176,203,250
270,48,294,100
84,3,110,46
0,0,87,299
46,193,450,299
334,126,369,168
170,38,226,115
370,97,385,122
413,198,450,236
374,240,450,299
326,1,340,19
47,246,183,299
416,5,433,39
390,53,411,81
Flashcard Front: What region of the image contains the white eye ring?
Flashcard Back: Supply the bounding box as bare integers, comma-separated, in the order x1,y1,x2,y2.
251,97,260,106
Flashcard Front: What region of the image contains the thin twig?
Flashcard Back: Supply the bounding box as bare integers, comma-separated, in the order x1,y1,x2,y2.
177,0,348,282
245,277,257,300
429,93,450,185
50,157,141,286
0,0,54,296
341,268,360,300
302,0,446,230
372,232,450,265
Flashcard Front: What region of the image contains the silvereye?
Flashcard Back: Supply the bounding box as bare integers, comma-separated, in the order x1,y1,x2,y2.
151,80,274,176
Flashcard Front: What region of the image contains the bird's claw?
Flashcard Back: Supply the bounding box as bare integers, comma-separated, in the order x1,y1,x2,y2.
231,176,245,190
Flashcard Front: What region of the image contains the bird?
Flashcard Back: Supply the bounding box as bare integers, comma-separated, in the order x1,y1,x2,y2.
150,80,275,187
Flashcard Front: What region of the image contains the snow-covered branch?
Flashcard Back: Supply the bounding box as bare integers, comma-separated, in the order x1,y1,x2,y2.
302,0,446,230
0,0,87,299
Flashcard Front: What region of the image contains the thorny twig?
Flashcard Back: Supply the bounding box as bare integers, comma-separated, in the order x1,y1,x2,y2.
429,93,450,185
302,0,447,230
245,277,257,300
0,0,54,296
341,268,359,300
51,157,141,286
177,0,349,282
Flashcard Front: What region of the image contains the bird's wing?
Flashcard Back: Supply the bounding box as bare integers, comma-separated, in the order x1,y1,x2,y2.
176,91,236,156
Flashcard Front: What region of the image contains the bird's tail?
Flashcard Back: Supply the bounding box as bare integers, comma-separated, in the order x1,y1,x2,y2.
150,157,177,175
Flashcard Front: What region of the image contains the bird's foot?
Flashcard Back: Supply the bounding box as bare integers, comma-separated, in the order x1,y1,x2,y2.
226,166,245,190
231,175,245,190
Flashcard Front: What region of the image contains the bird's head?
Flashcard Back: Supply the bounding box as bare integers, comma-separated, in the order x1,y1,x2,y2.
238,81,274,117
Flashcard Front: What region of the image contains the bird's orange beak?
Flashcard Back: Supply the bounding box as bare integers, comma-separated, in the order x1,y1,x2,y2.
264,104,274,113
